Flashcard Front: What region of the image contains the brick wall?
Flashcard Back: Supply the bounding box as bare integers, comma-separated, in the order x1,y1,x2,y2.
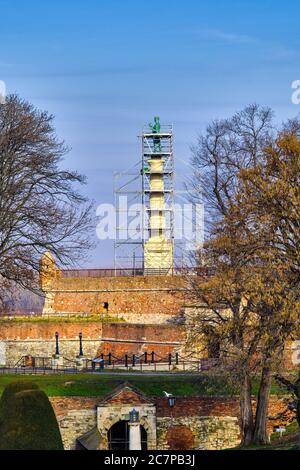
0,321,183,366
99,323,184,357
156,396,240,417
0,321,103,340
155,396,294,433
43,275,188,318
165,425,195,450
49,395,293,450
50,395,293,431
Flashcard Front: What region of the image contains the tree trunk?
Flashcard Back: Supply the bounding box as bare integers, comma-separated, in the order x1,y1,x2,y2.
240,373,254,445
296,393,300,450
253,365,272,444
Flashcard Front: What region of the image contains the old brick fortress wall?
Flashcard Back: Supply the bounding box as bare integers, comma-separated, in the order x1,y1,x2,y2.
43,274,188,323
0,321,102,366
0,321,185,366
2,253,297,367
99,323,185,357
50,395,293,450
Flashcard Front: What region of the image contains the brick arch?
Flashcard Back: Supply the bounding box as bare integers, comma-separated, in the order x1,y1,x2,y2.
103,416,151,433
166,425,195,450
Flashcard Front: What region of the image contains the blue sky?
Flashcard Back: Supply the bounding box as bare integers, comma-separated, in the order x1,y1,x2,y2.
1,0,300,267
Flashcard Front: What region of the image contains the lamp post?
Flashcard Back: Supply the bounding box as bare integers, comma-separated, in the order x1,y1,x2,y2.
168,395,176,408
79,332,83,357
51,331,63,370
128,408,141,450
55,332,59,356
129,408,139,423
164,391,176,408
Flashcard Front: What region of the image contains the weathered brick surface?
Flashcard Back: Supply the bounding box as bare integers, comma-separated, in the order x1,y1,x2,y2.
0,322,103,340
45,275,188,318
156,396,240,417
50,395,293,430
0,321,183,366
102,323,184,342
166,425,195,450
156,396,294,433
51,397,98,416
50,395,292,450
99,323,184,357
103,389,151,406
99,342,180,357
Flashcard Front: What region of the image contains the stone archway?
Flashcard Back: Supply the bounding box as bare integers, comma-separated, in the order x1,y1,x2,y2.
96,382,157,449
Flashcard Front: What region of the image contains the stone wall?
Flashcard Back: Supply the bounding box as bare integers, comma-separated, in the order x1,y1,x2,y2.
59,409,97,450
49,395,293,450
0,322,102,366
157,416,240,450
0,321,184,366
2,339,101,367
97,403,157,450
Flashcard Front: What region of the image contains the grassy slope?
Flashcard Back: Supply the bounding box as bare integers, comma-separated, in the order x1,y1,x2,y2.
0,373,287,397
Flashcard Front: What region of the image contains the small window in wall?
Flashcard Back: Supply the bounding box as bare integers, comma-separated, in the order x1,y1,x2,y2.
103,302,109,311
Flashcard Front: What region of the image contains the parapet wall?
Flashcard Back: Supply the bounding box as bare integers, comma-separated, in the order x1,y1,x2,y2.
0,320,185,366
41,273,188,321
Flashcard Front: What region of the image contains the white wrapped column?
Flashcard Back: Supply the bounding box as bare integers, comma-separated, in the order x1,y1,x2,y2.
129,422,142,450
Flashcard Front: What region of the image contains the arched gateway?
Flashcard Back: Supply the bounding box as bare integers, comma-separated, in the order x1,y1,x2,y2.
76,383,157,450
108,420,147,450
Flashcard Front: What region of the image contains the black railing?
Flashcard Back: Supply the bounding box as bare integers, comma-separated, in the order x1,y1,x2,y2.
61,267,215,278
6,352,221,374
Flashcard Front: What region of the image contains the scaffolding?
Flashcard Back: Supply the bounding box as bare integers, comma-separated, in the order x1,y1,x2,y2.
142,123,174,273
113,161,143,271
114,121,175,273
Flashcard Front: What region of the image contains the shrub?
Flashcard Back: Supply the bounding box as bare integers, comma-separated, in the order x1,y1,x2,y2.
0,380,63,450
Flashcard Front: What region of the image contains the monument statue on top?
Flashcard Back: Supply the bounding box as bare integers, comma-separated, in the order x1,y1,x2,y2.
149,116,161,153
149,116,161,133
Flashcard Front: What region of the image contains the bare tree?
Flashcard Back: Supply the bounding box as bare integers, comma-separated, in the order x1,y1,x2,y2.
190,104,273,232
0,94,94,298
188,106,300,445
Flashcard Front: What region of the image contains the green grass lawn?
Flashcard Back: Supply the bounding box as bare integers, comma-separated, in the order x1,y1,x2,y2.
0,373,236,397
0,373,289,398
229,441,299,450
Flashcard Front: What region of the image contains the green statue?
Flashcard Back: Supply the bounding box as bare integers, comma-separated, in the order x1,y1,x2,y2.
149,116,161,133
149,116,161,153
